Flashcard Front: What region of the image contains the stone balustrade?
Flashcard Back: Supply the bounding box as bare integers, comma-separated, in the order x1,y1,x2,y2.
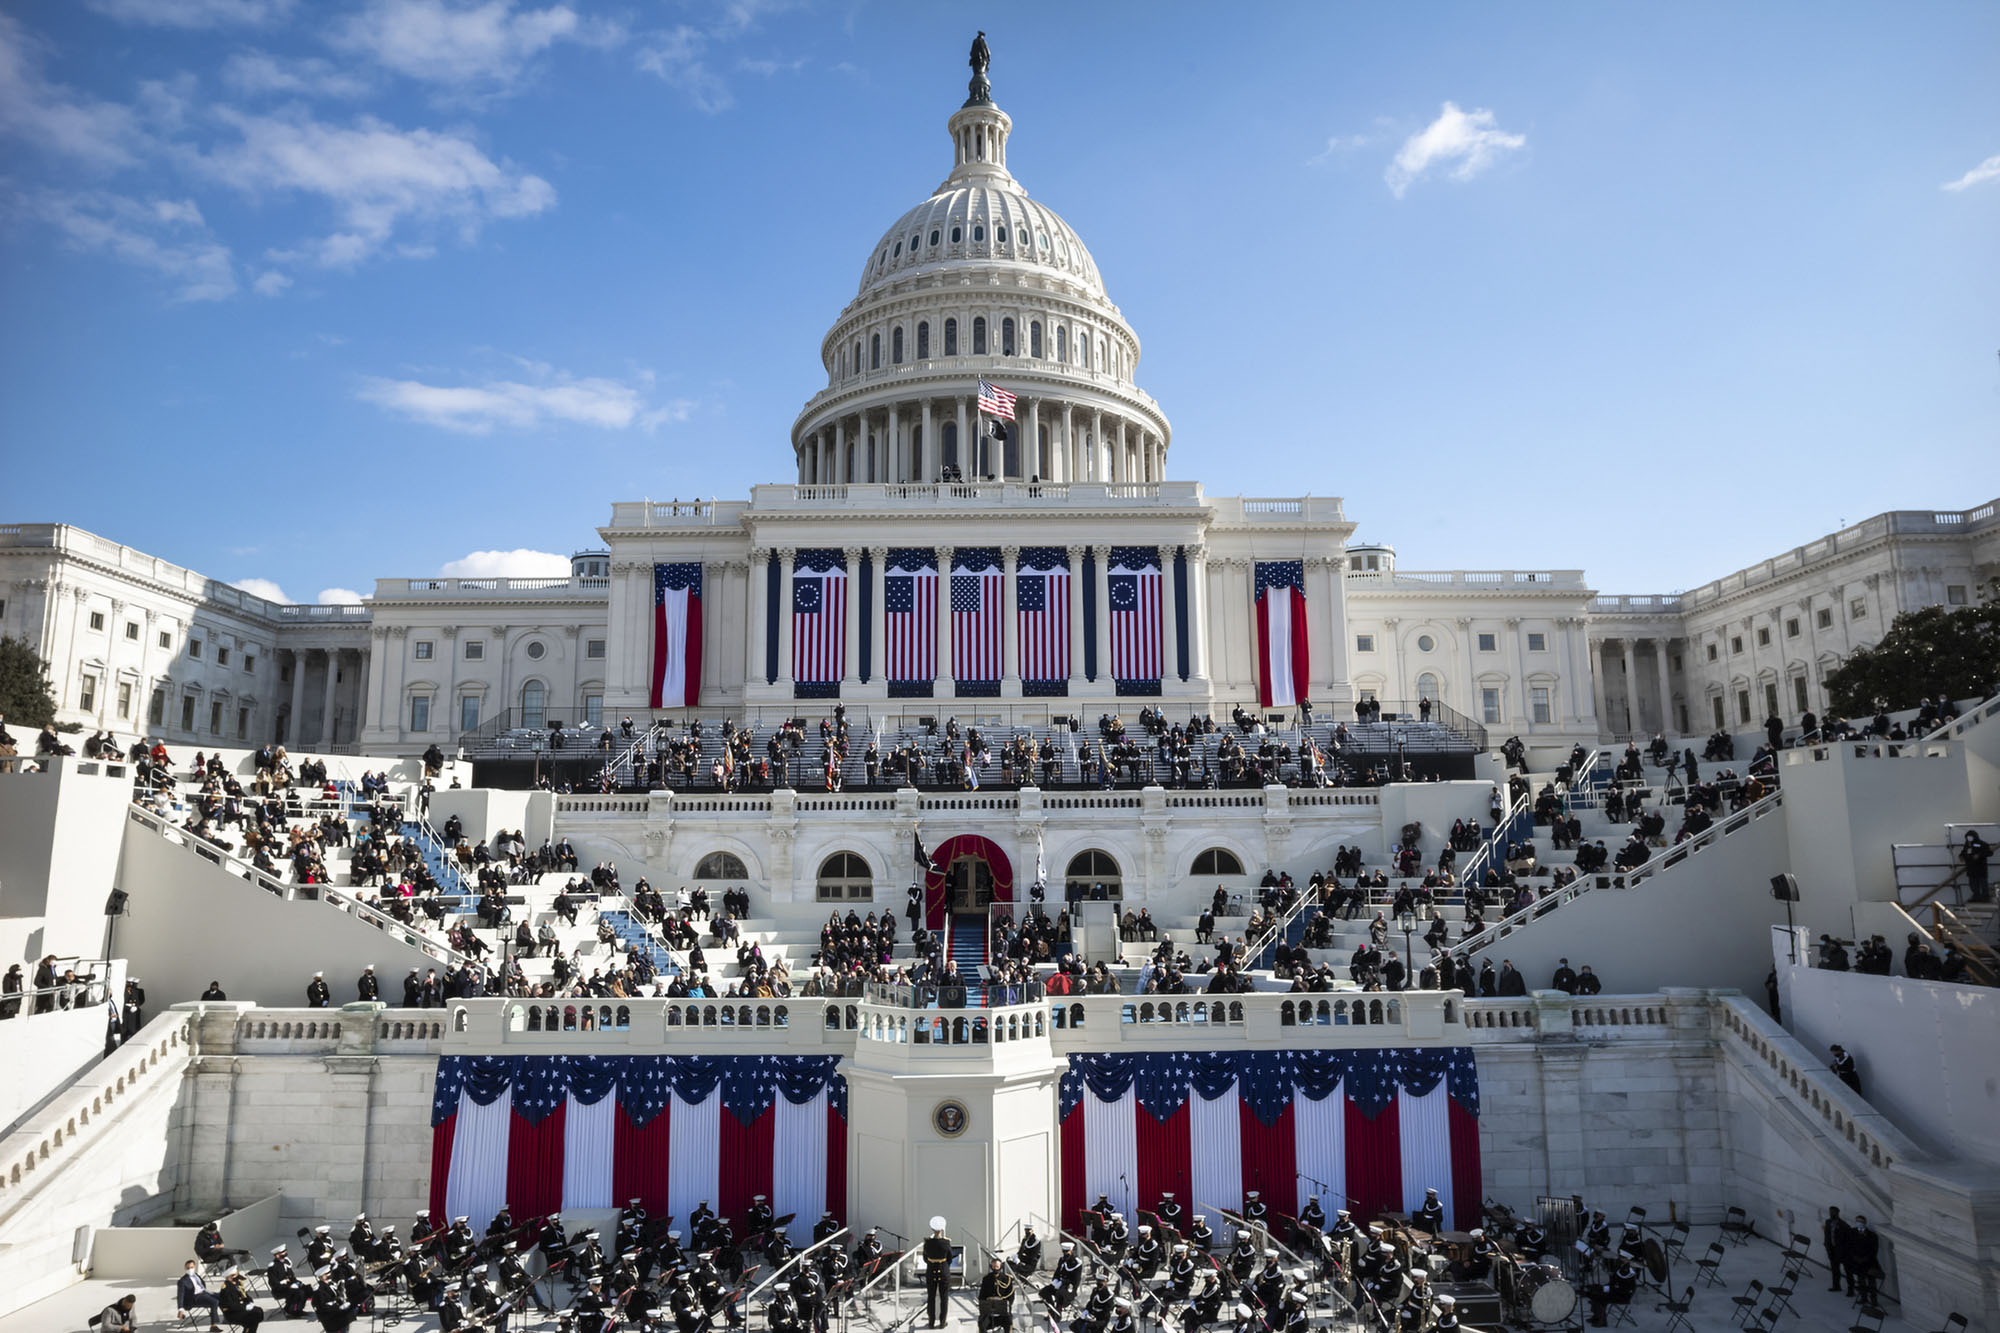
555,782,1380,819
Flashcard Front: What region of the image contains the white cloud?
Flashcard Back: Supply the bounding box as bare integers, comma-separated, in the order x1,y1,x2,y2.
85,0,294,28
19,189,236,300
231,576,291,603
222,50,374,100
331,0,622,93
1941,153,2000,193
317,586,366,604
355,363,678,433
194,107,556,267
440,549,569,578
252,268,292,295
0,15,146,169
1385,101,1526,199
1308,133,1370,166
637,26,731,113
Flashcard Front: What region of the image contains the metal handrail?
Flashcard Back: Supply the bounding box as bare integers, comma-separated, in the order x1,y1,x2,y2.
1928,904,2000,986
1244,883,1322,972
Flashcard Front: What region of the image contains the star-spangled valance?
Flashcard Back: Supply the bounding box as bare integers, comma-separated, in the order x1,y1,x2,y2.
1018,546,1069,572
1108,545,1163,571
794,548,846,575
1057,1048,1478,1124
432,1054,847,1129
887,548,938,573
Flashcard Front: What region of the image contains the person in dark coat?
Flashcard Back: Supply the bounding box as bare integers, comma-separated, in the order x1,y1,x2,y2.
1845,1216,1880,1303
1822,1208,1852,1293
1829,1045,1861,1095
356,967,379,1002
1550,959,1578,994
306,973,331,1008
1497,960,1527,996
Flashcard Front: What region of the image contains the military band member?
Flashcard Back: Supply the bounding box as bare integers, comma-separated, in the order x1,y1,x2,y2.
1414,1188,1445,1238
1013,1224,1043,1275
309,1268,355,1332
1227,1232,1258,1284
1046,1240,1084,1311
979,1256,1017,1332
746,1194,776,1239
813,1210,843,1245
1433,1292,1462,1331
1187,1214,1216,1252
1296,1197,1326,1236
1166,1244,1198,1299
1241,1192,1268,1231
219,1267,266,1332
1156,1192,1185,1234
854,1227,885,1275
921,1217,954,1329
1130,1224,1164,1280
1586,1255,1641,1327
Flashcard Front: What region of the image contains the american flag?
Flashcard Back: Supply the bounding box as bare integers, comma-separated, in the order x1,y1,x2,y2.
1107,549,1162,683
951,548,1003,682
792,549,847,685
1017,546,1071,684
884,550,937,683
977,378,1016,421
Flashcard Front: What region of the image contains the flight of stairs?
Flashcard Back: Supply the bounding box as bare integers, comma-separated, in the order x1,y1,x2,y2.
948,916,989,1005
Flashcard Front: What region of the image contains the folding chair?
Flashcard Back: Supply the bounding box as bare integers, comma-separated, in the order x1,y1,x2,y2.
1729,1278,1765,1327
1622,1205,1648,1231
1664,1219,1691,1264
1658,1284,1696,1333
1765,1260,1803,1317
1928,1316,1969,1333
1720,1205,1756,1245
1607,1290,1638,1329
1752,1305,1792,1333
1695,1241,1727,1288
1848,1307,1886,1333
1784,1232,1813,1265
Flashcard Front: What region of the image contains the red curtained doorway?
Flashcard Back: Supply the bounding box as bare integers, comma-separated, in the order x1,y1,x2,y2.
921,833,1014,929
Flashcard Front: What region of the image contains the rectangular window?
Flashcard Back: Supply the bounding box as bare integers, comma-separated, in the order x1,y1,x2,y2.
1730,636,1743,655
1736,690,1752,724
1785,619,1800,638
88,611,105,631
1672,654,1682,671
1526,632,1547,652
243,653,255,674
1355,634,1375,652
216,646,230,666
237,706,250,740
1756,627,1771,647
1816,608,1833,629
1480,688,1501,724
585,694,604,728
414,641,434,660
1476,633,1496,652
1764,683,1780,717
460,695,481,732
0,597,7,619
1947,585,1967,606
1712,696,1725,729
1849,597,1866,619
1531,687,1551,724
208,700,223,735
189,638,203,659
465,640,485,660
126,621,139,640
117,681,132,719
410,696,431,732
150,690,166,725
159,630,172,650
587,638,607,659
1706,642,1718,662
1793,677,1809,712
80,674,97,712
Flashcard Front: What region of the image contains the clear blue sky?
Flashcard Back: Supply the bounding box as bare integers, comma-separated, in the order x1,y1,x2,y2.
4,1,1997,604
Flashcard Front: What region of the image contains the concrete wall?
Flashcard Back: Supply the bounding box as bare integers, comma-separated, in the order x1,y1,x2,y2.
115,820,451,1009
0,992,123,1135
0,759,131,966
428,787,555,848
88,1190,282,1279
1775,932,2000,1169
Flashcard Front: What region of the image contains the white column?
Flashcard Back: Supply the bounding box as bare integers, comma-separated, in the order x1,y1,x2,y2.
956,399,969,479
1620,639,1638,737
1067,544,1087,685
869,548,889,690
1655,638,1674,734
1190,546,1212,687
1002,546,1021,692
1093,544,1113,686
921,399,934,484
842,548,861,688
1160,543,1181,684
748,549,770,687
1091,411,1104,481
288,649,307,745
937,545,955,692
777,550,796,694
1588,640,1609,737
319,649,339,747
886,403,899,484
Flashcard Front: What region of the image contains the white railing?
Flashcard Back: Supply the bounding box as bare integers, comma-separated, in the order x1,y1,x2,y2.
1456,788,1786,957
126,805,471,969
1923,692,2000,743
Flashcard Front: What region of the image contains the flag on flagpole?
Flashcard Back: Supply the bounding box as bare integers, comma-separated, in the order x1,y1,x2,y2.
650,563,703,708
1254,561,1309,709
913,831,931,871
977,379,1017,421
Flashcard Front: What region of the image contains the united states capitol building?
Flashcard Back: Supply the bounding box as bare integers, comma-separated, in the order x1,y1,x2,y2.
1,43,1996,1333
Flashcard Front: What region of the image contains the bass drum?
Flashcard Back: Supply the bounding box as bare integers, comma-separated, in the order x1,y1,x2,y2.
1530,1275,1579,1324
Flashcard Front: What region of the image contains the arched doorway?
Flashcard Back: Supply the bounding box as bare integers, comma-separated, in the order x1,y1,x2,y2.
921,834,1014,928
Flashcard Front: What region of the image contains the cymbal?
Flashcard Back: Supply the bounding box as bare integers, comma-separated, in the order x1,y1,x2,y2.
1641,1238,1668,1286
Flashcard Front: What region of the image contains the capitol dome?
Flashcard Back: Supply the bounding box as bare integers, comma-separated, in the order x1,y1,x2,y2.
790,46,1169,489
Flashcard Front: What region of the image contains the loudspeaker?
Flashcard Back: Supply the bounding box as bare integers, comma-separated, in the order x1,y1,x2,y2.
104,888,129,917
1769,873,1801,902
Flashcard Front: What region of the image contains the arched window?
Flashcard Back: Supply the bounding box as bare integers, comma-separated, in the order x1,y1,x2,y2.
951,224,962,244
816,852,873,902
929,229,940,248
943,422,958,468
1191,848,1245,876
870,333,881,369
1417,673,1440,702
1064,849,1122,900
520,680,545,729
892,327,904,364
853,340,861,375
1030,322,1043,358
1057,326,1068,362
973,317,988,355
944,318,958,356
1080,336,1091,369
996,225,1008,244
694,851,749,880
1002,318,1016,356
973,224,985,243
917,322,930,359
